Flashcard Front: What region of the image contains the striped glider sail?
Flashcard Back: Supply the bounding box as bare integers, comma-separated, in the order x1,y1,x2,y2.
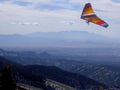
81,3,109,28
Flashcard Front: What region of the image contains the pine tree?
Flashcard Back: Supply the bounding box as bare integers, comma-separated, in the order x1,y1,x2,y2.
0,64,16,90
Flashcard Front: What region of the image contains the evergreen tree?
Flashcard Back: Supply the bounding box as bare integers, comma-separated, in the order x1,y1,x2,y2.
0,64,16,90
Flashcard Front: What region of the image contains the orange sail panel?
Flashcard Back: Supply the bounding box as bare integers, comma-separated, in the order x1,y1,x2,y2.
81,3,109,28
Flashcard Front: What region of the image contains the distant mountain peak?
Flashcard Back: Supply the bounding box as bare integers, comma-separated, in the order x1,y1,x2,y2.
0,48,4,52
39,51,51,57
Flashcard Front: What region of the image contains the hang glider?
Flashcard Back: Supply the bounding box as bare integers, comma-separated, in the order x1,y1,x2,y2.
81,3,109,28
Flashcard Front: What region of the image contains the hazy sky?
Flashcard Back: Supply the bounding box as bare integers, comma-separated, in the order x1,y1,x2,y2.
0,0,120,38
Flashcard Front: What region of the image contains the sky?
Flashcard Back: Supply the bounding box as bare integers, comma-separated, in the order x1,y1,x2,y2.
0,0,120,38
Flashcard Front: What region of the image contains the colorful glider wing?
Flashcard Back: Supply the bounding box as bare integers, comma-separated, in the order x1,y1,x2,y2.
81,3,109,28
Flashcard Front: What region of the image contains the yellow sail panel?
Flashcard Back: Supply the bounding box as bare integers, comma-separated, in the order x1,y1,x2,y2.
90,17,102,23
82,3,95,16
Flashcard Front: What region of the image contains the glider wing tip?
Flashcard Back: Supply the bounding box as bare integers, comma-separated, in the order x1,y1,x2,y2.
104,24,109,28
86,2,91,5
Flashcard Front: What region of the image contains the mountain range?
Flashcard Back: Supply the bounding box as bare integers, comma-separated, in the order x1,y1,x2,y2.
0,48,120,88
0,31,119,48
0,55,109,90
